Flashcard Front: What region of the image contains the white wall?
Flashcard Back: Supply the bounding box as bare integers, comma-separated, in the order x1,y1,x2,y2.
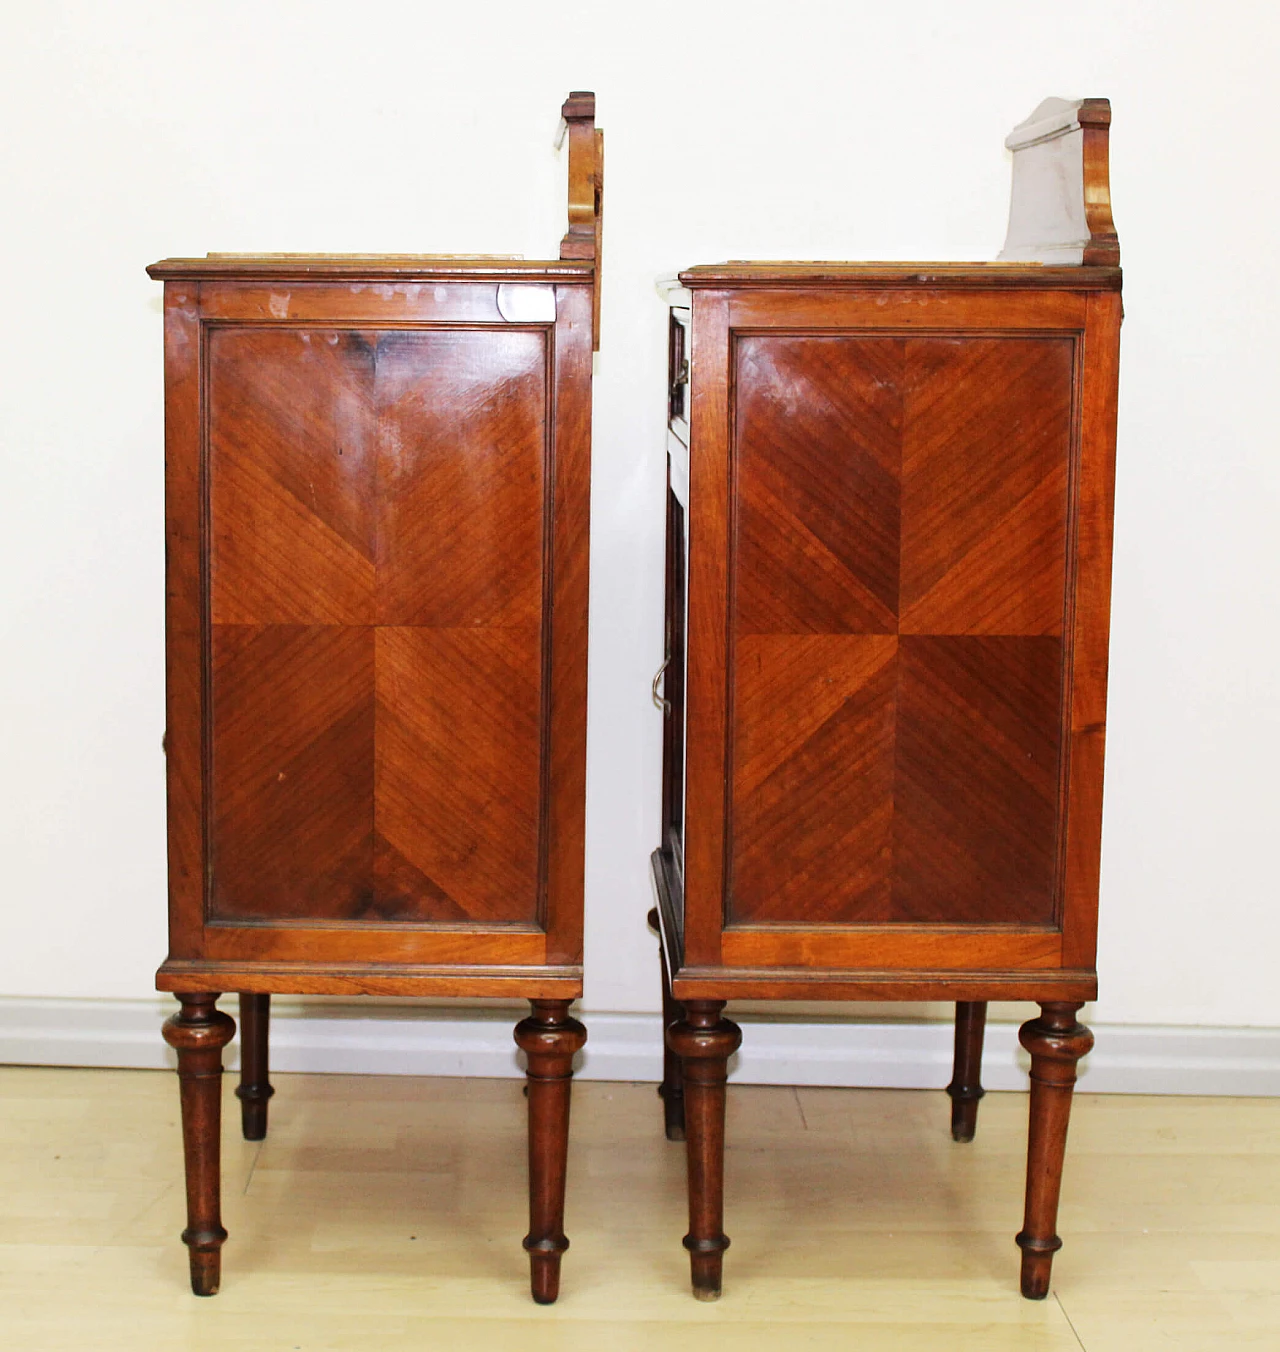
1,1,1277,1031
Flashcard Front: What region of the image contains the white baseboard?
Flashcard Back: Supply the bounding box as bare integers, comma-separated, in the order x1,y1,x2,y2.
1,998,1277,1096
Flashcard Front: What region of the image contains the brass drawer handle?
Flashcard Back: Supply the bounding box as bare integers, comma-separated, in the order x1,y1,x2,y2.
652,656,671,715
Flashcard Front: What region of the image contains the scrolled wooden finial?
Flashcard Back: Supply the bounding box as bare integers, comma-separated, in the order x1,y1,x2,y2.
558,90,603,349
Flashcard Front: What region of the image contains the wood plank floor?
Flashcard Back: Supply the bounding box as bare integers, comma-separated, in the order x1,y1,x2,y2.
2,1066,1278,1350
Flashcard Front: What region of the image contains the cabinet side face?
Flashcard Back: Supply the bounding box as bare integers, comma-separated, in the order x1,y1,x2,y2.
729,331,1073,928
206,325,547,927
163,284,206,960
162,281,593,971
683,285,1116,975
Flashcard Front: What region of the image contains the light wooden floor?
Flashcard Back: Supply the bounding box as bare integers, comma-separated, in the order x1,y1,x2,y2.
2,1067,1278,1350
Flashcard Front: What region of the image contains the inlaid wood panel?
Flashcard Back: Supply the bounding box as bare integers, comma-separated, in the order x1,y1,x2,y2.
892,636,1063,925
900,338,1073,636
731,635,896,923
734,336,902,635
376,330,546,627
727,334,1074,927
209,329,377,625
206,325,549,928
375,626,541,924
210,625,375,921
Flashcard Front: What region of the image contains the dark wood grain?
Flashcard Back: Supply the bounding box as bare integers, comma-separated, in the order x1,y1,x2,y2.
210,624,375,922
204,326,553,930
235,993,273,1141
1059,291,1123,970
1017,1003,1093,1297
209,327,377,627
734,335,902,635
667,1002,741,1300
661,484,687,863
542,281,594,963
899,338,1072,637
730,635,896,922
682,291,732,970
374,329,546,628
658,98,1121,1303
155,91,598,1298
162,995,236,1295
892,635,1063,925
162,285,204,963
947,1000,987,1142
375,626,540,923
514,1000,587,1303
723,335,1071,928
158,960,583,999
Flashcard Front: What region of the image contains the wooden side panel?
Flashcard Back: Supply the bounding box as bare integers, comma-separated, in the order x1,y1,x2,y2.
375,627,540,923
375,330,545,627
1060,292,1122,967
208,328,377,625
541,283,593,963
892,636,1062,924
373,329,546,926
210,625,375,920
731,635,896,922
725,332,1075,929
204,322,549,929
162,285,205,959
900,338,1072,635
734,336,902,635
682,293,732,967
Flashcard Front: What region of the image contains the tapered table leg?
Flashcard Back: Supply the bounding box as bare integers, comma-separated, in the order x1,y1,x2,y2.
162,993,236,1295
1017,1002,1093,1298
236,993,274,1141
648,907,686,1141
947,1000,988,1142
514,1000,587,1304
668,1000,741,1300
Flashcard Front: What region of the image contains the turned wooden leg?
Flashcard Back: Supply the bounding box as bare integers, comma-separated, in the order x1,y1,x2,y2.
648,907,686,1141
947,1000,987,1142
162,993,236,1296
514,1000,587,1304
667,1000,741,1300
236,993,274,1141
1016,1002,1093,1299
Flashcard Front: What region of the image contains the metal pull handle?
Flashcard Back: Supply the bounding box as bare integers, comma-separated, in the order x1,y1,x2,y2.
652,655,671,715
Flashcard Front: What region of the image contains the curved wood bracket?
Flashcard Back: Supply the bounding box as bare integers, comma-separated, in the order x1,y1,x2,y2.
999,96,1119,267
558,90,603,349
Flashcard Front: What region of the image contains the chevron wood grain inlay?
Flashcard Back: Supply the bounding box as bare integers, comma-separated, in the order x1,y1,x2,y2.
732,635,897,923
892,635,1063,925
376,330,546,628
210,624,375,921
734,336,903,635
209,329,378,626
206,326,549,926
374,626,542,924
728,335,1074,926
900,338,1073,636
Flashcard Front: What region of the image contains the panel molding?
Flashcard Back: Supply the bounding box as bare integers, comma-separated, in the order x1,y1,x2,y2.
2,998,1278,1097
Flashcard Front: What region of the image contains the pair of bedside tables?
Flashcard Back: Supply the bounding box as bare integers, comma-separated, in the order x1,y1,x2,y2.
151,91,1121,1304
